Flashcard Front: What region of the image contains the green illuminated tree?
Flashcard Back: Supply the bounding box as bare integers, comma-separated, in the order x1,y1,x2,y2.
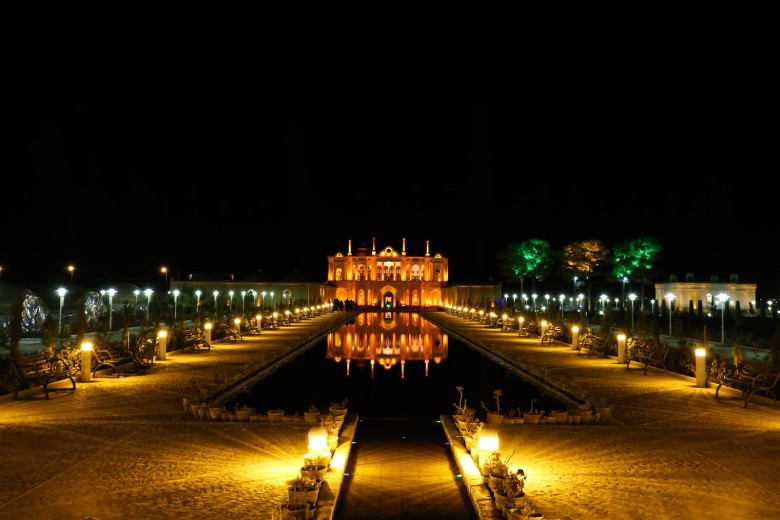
612,237,663,311
498,239,554,297
561,239,610,312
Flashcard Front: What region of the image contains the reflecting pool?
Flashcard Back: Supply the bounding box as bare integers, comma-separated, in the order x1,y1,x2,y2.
236,312,566,419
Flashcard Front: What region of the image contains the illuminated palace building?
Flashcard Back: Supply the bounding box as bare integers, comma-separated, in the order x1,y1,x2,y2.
328,237,448,308
172,237,500,313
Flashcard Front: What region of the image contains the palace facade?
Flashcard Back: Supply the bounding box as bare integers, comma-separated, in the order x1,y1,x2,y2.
171,237,501,313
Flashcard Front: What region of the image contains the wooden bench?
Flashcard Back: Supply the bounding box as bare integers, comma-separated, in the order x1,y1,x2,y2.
577,333,607,357
219,325,243,343
541,324,565,344
9,353,76,399
625,338,669,375
518,320,537,337
715,365,780,408
180,329,211,351
91,343,133,377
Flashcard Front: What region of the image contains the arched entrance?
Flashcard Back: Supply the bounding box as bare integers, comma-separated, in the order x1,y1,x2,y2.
383,291,394,309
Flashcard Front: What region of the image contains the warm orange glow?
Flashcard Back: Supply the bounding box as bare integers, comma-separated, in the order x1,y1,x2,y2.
158,330,167,338
204,322,213,330
81,342,93,352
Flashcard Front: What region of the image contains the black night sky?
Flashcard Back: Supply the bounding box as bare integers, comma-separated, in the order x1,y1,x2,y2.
7,12,778,298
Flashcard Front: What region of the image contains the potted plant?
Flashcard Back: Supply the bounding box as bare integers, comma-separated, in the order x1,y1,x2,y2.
329,399,348,417
481,388,504,424
300,453,328,480
494,467,526,514
508,500,543,520
304,404,321,424
522,398,541,424
288,475,321,509
267,408,285,422
595,397,612,420
485,448,516,493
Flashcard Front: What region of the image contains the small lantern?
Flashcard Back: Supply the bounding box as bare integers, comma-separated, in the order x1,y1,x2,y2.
157,330,168,360
80,342,93,383
308,425,329,452
234,318,241,328
477,425,499,452
695,348,707,388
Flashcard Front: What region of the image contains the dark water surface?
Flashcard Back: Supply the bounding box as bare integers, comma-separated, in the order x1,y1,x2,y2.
232,312,565,519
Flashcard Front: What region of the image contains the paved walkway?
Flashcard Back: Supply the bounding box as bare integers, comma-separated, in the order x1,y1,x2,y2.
422,311,780,520
2,309,779,520
0,311,358,520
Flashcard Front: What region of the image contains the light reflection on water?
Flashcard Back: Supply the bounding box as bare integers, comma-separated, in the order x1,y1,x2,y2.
239,312,566,419
326,311,448,378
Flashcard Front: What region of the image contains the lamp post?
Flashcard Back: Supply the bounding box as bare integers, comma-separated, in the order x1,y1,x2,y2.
160,266,168,292
621,277,628,310
173,289,180,323
559,293,565,322
522,294,528,310
270,291,275,309
57,288,67,337
573,276,578,298
600,294,607,312
718,293,728,344
544,294,550,318
229,290,234,317
665,293,675,336
504,293,509,311
107,288,116,330
67,265,75,285
134,289,140,307
531,293,537,312
261,291,267,310
628,293,637,332
512,293,517,312
144,289,153,323
241,291,246,315
195,290,202,323
213,290,219,320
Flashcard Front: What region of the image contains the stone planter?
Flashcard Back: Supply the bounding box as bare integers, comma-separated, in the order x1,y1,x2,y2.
486,412,504,425
268,410,285,422
301,464,328,480
523,413,541,424
304,411,321,424
329,406,347,417
235,408,253,422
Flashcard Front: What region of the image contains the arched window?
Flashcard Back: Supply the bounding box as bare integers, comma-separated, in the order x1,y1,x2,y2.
336,268,343,281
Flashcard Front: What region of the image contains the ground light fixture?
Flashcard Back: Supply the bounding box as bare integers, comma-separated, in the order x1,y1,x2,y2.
80,342,93,382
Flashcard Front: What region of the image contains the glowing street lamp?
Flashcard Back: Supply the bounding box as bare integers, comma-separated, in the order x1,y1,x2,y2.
559,293,565,321
522,294,528,309
512,293,517,311
241,291,246,315
160,266,168,292
134,289,140,307
195,290,202,322
106,288,116,330
67,265,76,285
173,289,180,323
229,290,234,317
270,291,275,309
621,276,628,310
531,293,537,312
628,293,637,332
504,293,509,310
57,288,67,336
665,293,676,336
718,293,729,344
544,294,550,317
261,291,267,309
213,290,219,319
144,289,153,323
600,294,608,311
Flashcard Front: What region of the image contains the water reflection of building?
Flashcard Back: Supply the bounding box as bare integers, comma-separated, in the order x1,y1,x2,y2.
327,312,448,378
